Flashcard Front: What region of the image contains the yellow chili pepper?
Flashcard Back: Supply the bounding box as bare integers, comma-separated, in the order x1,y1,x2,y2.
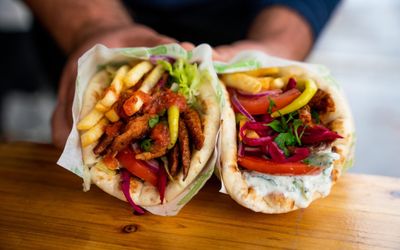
271,79,318,118
167,105,180,149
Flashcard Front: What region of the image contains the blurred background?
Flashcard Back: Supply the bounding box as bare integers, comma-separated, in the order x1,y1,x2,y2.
0,0,399,177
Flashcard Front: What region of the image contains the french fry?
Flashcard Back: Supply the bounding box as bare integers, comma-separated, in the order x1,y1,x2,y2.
95,89,118,112
221,73,262,94
105,107,120,122
124,61,153,88
80,118,109,148
141,64,165,93
258,77,273,90
77,109,104,131
122,65,165,117
111,65,129,93
270,77,285,90
243,67,280,77
95,65,129,112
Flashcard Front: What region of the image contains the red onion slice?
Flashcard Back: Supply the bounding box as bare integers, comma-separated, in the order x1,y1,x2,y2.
157,162,167,204
286,148,310,162
238,141,244,157
301,125,343,145
267,141,286,163
144,159,160,174
120,169,145,215
284,78,297,91
231,92,255,122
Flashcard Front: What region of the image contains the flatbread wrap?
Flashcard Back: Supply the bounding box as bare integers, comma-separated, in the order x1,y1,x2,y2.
76,49,220,214
218,63,355,213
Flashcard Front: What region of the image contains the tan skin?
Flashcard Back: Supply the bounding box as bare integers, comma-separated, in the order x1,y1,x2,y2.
25,0,312,148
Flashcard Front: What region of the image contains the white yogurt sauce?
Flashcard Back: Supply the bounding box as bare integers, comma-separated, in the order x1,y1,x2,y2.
243,151,339,208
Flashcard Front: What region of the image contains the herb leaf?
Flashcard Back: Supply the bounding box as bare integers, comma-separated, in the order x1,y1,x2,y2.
292,119,304,145
267,120,286,133
274,132,296,156
149,115,159,128
140,139,152,152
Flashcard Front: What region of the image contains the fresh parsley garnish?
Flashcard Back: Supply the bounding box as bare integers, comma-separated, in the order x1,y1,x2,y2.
292,119,304,145
274,132,296,156
267,120,286,133
268,111,306,155
148,115,159,128
140,139,152,152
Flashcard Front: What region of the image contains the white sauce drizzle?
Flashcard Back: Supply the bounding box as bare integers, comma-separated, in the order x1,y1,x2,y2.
243,151,340,208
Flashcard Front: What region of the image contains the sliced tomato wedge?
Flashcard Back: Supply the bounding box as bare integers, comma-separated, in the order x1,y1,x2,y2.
236,88,301,115
238,155,322,175
116,147,158,187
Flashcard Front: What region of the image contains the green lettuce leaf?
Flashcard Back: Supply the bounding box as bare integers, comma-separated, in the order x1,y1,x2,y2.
159,58,201,105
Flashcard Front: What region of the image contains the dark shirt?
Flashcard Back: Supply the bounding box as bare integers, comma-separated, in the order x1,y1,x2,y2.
123,0,341,45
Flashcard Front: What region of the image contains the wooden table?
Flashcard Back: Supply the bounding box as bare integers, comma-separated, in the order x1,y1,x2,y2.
1,142,400,249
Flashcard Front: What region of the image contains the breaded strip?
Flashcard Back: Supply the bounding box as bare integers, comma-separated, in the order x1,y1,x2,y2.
183,108,204,150
110,114,154,152
299,105,313,127
178,120,191,180
136,123,170,160
309,90,335,114
93,121,124,155
168,144,179,176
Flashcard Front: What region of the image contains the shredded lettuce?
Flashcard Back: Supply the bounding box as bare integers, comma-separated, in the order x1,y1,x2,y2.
159,58,201,105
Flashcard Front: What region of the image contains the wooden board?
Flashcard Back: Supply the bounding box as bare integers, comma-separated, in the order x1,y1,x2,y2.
0,142,399,249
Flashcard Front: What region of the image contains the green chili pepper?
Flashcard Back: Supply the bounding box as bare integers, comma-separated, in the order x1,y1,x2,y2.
167,105,180,149
271,79,318,118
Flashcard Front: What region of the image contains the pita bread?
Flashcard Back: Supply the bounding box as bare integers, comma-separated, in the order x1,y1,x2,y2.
80,68,220,207
219,66,355,213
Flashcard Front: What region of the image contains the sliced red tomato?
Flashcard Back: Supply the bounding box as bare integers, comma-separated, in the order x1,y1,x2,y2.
238,155,322,175
236,88,301,115
116,147,158,187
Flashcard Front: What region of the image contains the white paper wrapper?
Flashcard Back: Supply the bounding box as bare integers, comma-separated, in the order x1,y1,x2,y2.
213,50,356,194
57,43,223,216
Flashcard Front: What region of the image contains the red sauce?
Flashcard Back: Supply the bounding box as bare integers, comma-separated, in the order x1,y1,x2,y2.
122,90,151,116
151,123,170,148
165,89,187,112
103,153,119,170
144,89,187,115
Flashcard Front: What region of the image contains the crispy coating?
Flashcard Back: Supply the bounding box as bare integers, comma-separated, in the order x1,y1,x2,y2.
309,90,335,114
143,89,187,115
110,114,154,152
178,120,191,180
183,108,204,150
93,121,123,155
298,105,313,127
135,123,170,160
168,144,179,176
